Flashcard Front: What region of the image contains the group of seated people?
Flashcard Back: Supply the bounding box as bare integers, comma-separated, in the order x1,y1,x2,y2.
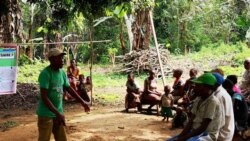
126,59,250,141
65,59,92,102
125,68,197,114
125,70,162,113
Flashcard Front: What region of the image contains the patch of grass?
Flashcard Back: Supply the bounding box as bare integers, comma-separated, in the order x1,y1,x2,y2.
92,73,127,88
218,66,244,77
90,72,148,88
97,93,120,103
232,43,250,66
190,42,242,62
0,121,18,131
18,61,49,83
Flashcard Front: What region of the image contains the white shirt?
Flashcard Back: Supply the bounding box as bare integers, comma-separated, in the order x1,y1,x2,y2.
213,86,235,141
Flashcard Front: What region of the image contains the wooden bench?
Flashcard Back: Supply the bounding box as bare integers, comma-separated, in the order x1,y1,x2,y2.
140,98,161,115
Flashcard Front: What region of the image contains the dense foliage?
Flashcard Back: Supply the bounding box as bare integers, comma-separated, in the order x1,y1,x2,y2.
1,0,250,64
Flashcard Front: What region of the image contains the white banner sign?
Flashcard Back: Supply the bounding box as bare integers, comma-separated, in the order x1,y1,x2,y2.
0,44,18,95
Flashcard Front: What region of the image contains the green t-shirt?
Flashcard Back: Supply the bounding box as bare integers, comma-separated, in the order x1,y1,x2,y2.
36,66,70,117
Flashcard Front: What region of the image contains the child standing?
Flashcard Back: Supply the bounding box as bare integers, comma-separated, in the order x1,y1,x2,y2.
161,85,174,122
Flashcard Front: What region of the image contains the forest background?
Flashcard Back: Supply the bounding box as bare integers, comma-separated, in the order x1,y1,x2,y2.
1,0,250,104
1,1,250,140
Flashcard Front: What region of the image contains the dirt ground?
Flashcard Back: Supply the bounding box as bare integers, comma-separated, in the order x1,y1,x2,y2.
0,104,181,141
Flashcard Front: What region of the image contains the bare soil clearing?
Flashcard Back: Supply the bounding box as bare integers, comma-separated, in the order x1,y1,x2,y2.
0,105,180,141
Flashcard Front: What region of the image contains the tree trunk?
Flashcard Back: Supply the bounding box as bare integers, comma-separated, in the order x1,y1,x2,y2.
132,9,152,51
0,0,22,43
179,21,187,54
124,14,133,53
43,34,48,60
55,33,63,49
26,4,35,59
119,21,126,54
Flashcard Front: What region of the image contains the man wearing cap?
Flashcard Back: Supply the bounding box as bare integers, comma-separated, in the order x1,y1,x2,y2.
212,72,234,141
167,73,222,141
37,48,90,141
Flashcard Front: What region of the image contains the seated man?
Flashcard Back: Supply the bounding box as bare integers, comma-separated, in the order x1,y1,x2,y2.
167,73,222,141
178,68,198,107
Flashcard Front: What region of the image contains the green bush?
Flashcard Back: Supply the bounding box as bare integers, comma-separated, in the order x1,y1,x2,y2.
232,43,250,66
219,66,244,77
18,61,49,83
99,55,110,64
190,42,244,62
19,54,31,66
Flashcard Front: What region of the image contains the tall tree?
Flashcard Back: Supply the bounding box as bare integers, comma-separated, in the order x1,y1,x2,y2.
131,0,154,50
0,0,22,43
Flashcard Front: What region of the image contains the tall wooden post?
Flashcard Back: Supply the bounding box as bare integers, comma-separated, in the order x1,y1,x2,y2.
149,11,166,86
89,25,94,106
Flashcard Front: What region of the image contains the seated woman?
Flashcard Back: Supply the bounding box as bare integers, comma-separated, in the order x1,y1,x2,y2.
171,69,185,104
142,70,162,113
67,59,80,90
125,73,142,112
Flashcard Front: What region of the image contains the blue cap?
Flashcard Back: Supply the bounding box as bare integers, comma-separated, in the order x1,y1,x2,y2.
212,72,224,85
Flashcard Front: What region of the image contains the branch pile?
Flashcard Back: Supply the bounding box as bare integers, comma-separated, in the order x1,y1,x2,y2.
119,48,172,77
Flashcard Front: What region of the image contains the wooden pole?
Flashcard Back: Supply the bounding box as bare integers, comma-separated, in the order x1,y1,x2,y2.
89,25,94,106
0,40,111,46
149,11,166,86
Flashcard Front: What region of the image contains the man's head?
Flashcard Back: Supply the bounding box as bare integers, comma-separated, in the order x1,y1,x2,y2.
70,59,77,67
189,68,198,78
128,73,134,82
149,70,156,79
226,75,238,85
48,48,66,70
192,73,217,98
173,69,183,78
211,68,224,77
222,79,234,97
79,74,85,81
244,58,250,70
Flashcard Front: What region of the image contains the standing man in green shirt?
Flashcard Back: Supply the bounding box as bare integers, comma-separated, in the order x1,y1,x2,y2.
37,48,90,141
